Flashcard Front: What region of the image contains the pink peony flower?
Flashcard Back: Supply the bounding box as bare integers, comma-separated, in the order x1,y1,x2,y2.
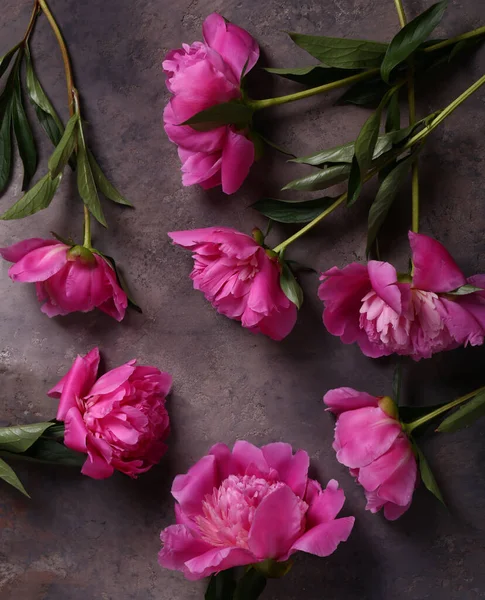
0,238,128,321
158,441,354,580
48,348,172,479
163,13,259,194
168,227,297,340
318,231,485,360
324,387,417,520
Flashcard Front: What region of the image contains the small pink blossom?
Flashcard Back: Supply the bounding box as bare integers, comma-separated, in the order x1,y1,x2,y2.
163,13,259,194
168,227,297,340
0,238,128,320
48,348,172,479
158,441,354,580
324,387,417,520
318,232,485,360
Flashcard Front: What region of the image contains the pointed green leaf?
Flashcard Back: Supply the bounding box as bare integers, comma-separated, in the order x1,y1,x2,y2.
87,150,132,206
0,46,19,79
0,457,29,496
381,1,448,82
446,284,483,296
367,152,415,251
76,126,107,227
287,33,388,69
280,260,303,309
265,65,359,86
12,82,37,190
48,112,79,177
0,97,13,192
1,172,62,220
336,77,390,107
283,164,350,192
0,422,54,453
436,390,485,433
25,45,64,147
182,101,253,132
385,91,401,133
251,196,336,223
415,444,445,505
234,568,267,600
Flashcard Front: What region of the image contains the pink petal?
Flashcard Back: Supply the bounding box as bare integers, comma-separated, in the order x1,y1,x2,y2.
8,244,67,282
231,440,269,476
81,436,114,479
203,13,260,80
436,298,484,346
0,238,57,263
383,500,412,521
159,524,212,572
221,130,254,194
184,547,254,580
409,231,466,292
63,407,88,453
179,149,223,187
261,443,309,498
172,454,218,517
334,407,401,469
95,257,128,322
324,387,378,415
87,361,137,396
248,485,305,559
367,261,401,314
306,479,345,527
375,443,417,507
48,348,100,399
290,517,355,557
256,303,298,341
163,102,226,152
208,443,232,481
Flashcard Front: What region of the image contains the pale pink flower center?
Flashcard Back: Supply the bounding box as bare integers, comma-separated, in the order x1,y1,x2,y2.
195,474,306,549
359,288,452,355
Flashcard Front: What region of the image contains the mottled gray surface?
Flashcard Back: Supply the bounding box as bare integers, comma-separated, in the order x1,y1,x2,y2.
1,1,485,599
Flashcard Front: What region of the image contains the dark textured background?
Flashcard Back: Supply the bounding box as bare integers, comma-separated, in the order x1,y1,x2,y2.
1,1,485,599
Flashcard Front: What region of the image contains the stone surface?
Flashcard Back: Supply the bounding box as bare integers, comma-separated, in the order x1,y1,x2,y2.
1,1,485,599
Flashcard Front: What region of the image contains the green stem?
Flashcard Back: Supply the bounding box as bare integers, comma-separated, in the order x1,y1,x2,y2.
272,73,485,253
83,206,92,248
21,1,40,45
248,26,485,111
393,0,407,28
37,0,76,116
247,69,378,111
404,386,485,434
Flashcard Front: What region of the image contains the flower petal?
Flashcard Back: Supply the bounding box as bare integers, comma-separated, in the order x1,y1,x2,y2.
172,454,218,517
184,546,254,580
0,238,58,263
306,479,346,527
290,517,355,557
367,260,401,314
221,130,254,194
87,361,137,396
261,443,309,498
159,524,212,573
8,244,67,282
324,387,378,415
48,347,100,399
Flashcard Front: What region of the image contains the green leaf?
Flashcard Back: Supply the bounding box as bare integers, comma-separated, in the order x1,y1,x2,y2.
205,570,236,600
436,391,485,433
0,457,29,496
0,96,13,193
1,439,85,467
12,80,37,190
1,172,62,220
282,164,350,192
41,422,65,440
415,444,445,505
99,253,142,313
381,1,448,82
265,65,359,86
385,91,401,133
76,126,107,227
25,45,64,148
48,112,79,178
288,33,388,69
251,196,335,223
336,77,390,107
446,284,483,296
182,101,253,132
234,568,267,600
87,150,132,206
280,260,303,309
293,122,421,167
0,47,19,79
0,422,53,453
347,89,393,206
366,152,415,251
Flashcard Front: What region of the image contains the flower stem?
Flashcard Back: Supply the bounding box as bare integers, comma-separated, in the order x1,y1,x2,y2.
393,0,406,27
248,26,485,111
404,386,485,434
37,0,76,116
272,73,485,253
22,1,40,45
83,206,92,248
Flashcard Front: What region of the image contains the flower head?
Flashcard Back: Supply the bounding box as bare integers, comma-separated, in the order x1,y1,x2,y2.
168,227,297,340
48,348,172,479
318,232,485,360
0,238,128,320
163,13,259,194
158,441,354,580
324,387,417,520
